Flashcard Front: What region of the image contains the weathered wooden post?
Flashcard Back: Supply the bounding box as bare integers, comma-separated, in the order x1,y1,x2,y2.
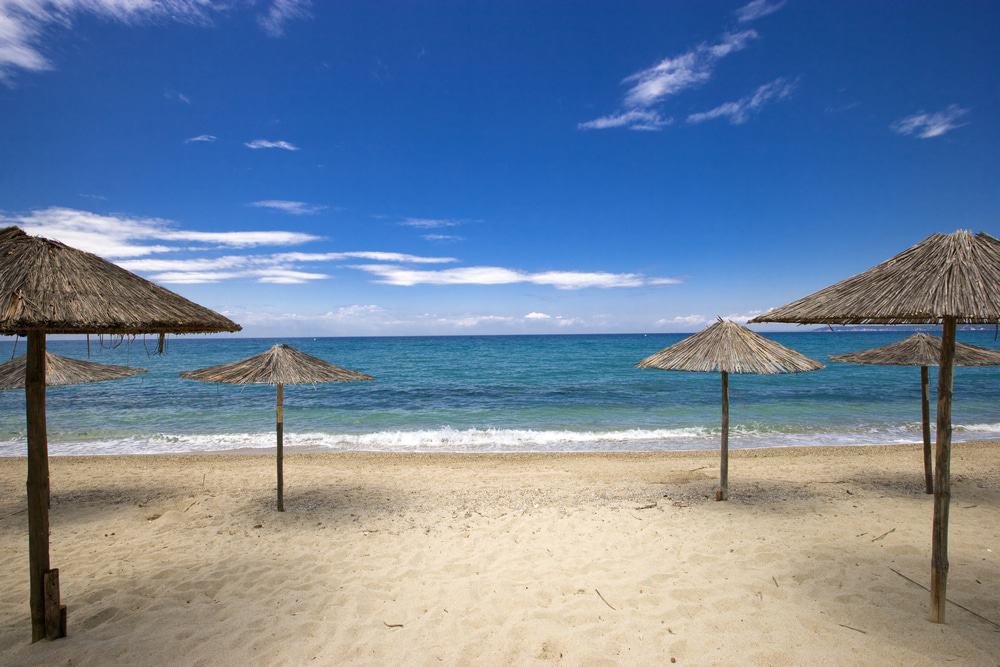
25,332,55,641
930,317,956,623
920,366,933,494
717,371,729,501
276,383,284,512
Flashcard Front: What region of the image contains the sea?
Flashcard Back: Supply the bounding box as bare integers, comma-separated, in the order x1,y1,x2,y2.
1,332,999,456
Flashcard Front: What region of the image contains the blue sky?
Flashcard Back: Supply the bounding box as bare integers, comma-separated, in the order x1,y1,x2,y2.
1,0,997,336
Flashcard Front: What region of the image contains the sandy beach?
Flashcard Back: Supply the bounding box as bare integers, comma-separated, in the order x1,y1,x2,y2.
0,442,998,666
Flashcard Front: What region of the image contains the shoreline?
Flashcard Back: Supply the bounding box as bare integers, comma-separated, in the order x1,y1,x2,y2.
1,436,997,460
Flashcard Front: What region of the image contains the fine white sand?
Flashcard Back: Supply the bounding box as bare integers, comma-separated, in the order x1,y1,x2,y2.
0,442,998,666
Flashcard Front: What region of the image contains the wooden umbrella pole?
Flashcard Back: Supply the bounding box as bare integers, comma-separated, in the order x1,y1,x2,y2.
716,371,729,501
930,317,956,623
25,332,57,641
276,383,284,512
921,366,933,494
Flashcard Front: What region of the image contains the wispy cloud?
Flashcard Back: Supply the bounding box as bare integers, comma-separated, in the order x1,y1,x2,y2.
258,0,311,37
350,264,680,290
422,233,463,242
164,89,191,104
524,312,551,320
656,310,766,328
0,1,314,82
735,0,786,23
400,217,464,229
150,268,329,285
185,134,217,143
117,251,454,273
578,110,672,132
115,248,456,284
250,200,326,215
273,251,457,264
581,30,758,131
687,77,796,124
891,105,969,139
245,139,300,151
2,207,319,258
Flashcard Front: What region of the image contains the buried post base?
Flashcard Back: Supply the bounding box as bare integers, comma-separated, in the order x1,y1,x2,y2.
42,568,66,641
715,488,729,502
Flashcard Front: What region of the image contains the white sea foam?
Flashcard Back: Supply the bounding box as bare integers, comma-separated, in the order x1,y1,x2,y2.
2,422,999,456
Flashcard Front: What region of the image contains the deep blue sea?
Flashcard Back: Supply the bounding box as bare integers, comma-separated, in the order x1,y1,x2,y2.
1,332,1000,456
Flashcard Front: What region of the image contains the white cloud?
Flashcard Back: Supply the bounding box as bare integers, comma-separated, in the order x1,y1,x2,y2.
331,304,384,319
524,312,551,320
400,217,463,229
658,314,709,326
250,200,326,215
891,105,969,139
687,77,796,124
656,311,765,328
185,134,217,143
258,0,310,37
0,1,312,82
580,30,758,131
114,247,456,285
735,0,786,23
273,251,456,264
117,256,252,272
578,110,672,132
422,233,463,242
444,314,515,328
245,139,299,151
350,264,679,289
626,31,757,107
164,89,190,104
2,207,319,257
721,309,765,324
150,268,328,285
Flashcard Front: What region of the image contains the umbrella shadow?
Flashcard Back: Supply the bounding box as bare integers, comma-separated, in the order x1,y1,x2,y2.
833,468,999,503
0,484,188,526
0,551,375,665
658,474,828,510
250,482,411,523
776,540,1000,659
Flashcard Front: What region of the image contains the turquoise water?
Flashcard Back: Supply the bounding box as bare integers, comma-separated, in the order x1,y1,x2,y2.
1,332,999,455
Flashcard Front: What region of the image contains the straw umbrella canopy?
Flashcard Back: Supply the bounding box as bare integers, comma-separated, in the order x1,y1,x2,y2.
636,319,823,500
0,352,146,389
830,333,1000,494
181,344,373,511
0,226,240,642
751,230,1000,623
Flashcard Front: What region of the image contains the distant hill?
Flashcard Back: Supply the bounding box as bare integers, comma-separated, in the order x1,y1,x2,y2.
812,324,996,333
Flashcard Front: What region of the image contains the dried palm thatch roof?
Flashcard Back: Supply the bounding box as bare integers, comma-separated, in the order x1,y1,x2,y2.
0,352,145,389
636,319,823,374
0,226,241,335
181,344,373,385
830,332,1000,367
752,231,1000,325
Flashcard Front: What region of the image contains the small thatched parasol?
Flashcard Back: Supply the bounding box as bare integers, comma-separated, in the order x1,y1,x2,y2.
831,333,1000,494
636,319,823,500
181,344,373,511
752,230,1000,623
0,226,240,642
0,352,146,389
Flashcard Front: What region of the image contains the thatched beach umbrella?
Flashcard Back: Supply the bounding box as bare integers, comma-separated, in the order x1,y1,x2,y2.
0,226,240,642
636,319,823,500
0,352,146,389
830,333,1000,494
751,230,1000,623
180,344,373,511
